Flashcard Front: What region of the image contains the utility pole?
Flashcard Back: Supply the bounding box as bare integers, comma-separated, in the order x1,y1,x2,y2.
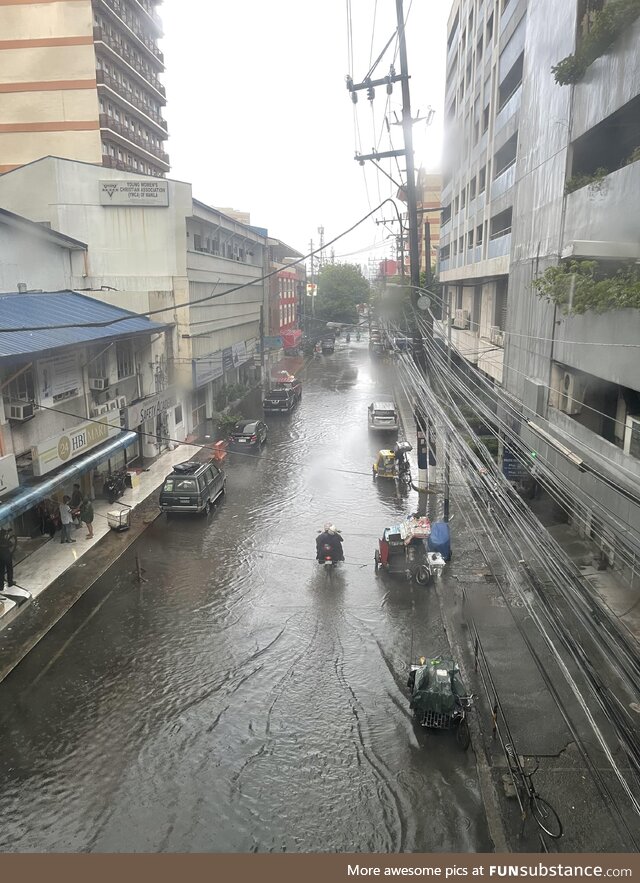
395,0,420,313
308,239,316,320
317,226,325,272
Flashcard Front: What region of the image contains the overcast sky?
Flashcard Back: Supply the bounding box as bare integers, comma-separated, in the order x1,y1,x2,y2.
160,1,451,270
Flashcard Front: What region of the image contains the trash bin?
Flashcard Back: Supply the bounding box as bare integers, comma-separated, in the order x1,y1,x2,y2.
107,508,130,531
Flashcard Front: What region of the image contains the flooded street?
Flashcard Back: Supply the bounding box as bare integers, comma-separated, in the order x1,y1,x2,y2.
0,342,492,853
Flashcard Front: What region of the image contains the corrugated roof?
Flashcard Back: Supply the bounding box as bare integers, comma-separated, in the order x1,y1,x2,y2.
0,290,172,362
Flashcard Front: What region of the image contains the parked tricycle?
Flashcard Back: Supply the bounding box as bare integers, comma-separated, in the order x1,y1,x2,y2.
407,655,473,749
373,516,445,585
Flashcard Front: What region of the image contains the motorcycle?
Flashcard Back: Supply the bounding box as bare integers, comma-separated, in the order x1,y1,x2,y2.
317,526,344,569
103,470,127,504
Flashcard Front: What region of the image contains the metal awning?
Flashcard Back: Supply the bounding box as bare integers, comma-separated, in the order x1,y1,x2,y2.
0,430,137,525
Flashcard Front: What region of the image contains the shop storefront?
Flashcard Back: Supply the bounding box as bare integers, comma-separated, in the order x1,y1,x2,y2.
0,428,138,538
125,388,177,464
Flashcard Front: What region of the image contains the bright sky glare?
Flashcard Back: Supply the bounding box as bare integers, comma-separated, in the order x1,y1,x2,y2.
160,1,451,270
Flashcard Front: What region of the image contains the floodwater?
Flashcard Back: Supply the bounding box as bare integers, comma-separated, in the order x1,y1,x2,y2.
0,341,492,853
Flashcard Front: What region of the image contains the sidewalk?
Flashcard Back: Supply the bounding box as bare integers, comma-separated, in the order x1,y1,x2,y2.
0,444,191,684
10,445,188,602
392,380,638,851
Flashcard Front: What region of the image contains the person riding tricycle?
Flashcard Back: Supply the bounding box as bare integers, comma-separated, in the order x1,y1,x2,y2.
372,441,412,485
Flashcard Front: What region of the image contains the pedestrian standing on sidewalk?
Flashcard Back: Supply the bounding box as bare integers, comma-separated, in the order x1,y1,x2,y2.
59,496,76,544
70,483,82,529
79,496,94,539
0,528,14,588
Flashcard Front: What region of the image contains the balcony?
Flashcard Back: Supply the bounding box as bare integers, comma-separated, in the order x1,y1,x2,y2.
96,0,164,67
494,85,521,136
102,153,165,176
487,229,511,258
100,114,169,165
563,162,640,253
491,162,516,199
131,0,163,36
93,29,166,98
96,70,167,132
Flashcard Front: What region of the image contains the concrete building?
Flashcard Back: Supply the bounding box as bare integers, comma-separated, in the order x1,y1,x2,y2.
0,207,87,292
0,290,172,539
0,157,268,435
267,238,304,352
440,0,640,581
0,0,168,176
417,170,441,276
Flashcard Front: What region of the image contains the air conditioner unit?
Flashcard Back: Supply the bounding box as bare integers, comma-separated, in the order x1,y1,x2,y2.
116,396,127,410
453,308,470,329
8,402,34,421
92,403,109,417
489,325,505,346
559,370,587,415
89,377,109,391
106,399,118,412
623,415,640,457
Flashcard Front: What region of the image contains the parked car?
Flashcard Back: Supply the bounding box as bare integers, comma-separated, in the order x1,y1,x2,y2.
228,419,268,448
368,401,399,431
263,372,302,414
159,459,226,516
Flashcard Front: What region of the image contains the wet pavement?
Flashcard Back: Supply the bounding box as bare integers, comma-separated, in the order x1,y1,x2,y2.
0,341,493,853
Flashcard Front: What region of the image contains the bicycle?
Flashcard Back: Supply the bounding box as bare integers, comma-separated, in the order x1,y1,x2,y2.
517,760,563,839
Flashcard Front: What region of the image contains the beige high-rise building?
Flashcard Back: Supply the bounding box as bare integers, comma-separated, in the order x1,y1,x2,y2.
0,0,168,177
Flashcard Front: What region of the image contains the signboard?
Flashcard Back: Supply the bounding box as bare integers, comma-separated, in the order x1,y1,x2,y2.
222,348,234,373
502,449,530,481
231,341,248,367
0,454,19,498
99,179,169,206
38,353,81,406
192,352,223,389
125,390,176,429
246,338,257,358
262,336,283,350
31,415,121,477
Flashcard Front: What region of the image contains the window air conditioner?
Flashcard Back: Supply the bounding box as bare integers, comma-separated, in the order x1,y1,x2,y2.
489,325,505,346
8,402,34,421
116,396,127,410
559,370,586,415
89,377,109,391
453,308,470,329
623,415,640,457
106,399,118,412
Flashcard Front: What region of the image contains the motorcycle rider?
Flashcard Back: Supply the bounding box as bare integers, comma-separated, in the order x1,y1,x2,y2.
316,523,344,563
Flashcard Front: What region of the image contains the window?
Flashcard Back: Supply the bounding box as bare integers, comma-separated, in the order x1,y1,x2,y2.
468,229,474,248
174,404,183,425
482,104,490,133
461,187,466,209
489,207,513,239
479,164,487,191
116,341,134,379
3,367,35,405
476,223,484,245
476,34,483,64
494,132,518,176
486,12,494,42
458,236,464,254
454,195,460,213
470,176,477,199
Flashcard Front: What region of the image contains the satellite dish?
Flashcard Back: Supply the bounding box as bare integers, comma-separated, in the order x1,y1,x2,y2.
417,296,431,311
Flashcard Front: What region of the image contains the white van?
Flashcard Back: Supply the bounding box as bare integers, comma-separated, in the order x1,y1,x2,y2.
368,401,399,431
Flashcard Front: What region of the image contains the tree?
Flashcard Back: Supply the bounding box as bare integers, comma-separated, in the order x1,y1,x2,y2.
315,263,370,324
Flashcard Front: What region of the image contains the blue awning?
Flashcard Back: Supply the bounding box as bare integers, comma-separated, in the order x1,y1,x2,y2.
0,430,138,525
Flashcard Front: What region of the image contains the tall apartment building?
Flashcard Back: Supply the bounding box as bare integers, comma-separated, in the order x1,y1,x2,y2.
0,0,168,176
440,0,640,581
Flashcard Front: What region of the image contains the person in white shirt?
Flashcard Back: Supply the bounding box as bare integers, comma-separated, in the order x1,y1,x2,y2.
59,496,76,544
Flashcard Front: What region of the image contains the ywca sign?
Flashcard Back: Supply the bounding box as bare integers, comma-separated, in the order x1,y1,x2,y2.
125,390,176,429
99,180,169,206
